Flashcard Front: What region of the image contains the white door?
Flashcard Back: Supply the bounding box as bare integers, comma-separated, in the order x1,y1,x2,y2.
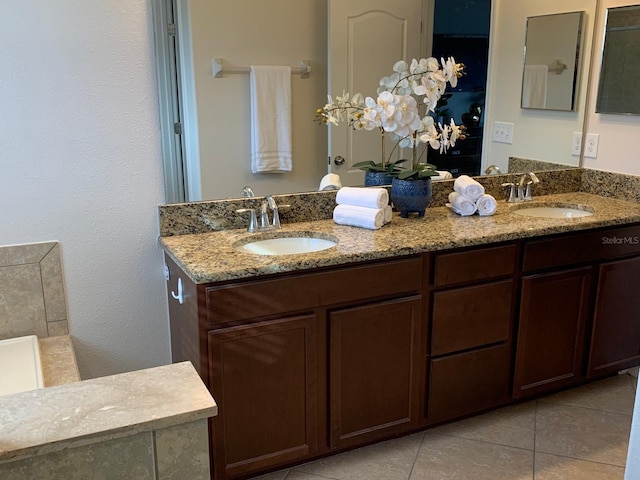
328,0,427,186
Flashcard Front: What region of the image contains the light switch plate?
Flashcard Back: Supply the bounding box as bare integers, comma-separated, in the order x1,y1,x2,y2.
584,133,600,158
571,132,582,156
492,121,514,144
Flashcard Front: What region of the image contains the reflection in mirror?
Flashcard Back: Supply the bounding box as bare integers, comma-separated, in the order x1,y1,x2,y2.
596,5,640,114
521,11,584,111
153,0,597,202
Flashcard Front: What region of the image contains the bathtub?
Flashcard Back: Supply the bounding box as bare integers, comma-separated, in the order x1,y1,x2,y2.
0,335,44,396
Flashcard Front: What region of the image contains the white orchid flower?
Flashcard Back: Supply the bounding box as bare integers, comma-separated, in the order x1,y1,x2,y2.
418,123,441,151
393,60,408,73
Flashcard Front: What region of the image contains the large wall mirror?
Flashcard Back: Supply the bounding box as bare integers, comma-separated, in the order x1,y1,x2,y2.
521,11,585,111
596,4,640,114
153,0,598,203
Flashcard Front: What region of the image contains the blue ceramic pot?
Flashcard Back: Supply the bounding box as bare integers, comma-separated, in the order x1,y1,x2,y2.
390,177,432,218
364,171,394,187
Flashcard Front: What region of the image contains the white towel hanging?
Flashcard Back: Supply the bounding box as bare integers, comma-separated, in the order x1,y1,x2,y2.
250,66,292,173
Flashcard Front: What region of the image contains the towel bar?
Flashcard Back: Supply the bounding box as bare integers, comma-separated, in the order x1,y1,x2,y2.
213,58,311,78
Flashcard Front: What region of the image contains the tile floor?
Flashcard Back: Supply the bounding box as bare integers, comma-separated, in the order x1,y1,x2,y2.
252,371,638,480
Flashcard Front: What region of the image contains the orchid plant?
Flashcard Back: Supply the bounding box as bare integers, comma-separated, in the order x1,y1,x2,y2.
316,57,466,180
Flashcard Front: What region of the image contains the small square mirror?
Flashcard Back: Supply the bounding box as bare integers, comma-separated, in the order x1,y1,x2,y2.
521,11,584,111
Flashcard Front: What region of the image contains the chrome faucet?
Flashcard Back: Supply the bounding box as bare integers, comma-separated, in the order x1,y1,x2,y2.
502,172,540,203
237,195,289,232
262,195,288,229
484,164,502,175
241,186,255,197
518,172,540,201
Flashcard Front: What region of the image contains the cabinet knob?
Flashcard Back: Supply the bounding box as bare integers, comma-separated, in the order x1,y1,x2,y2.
333,155,345,166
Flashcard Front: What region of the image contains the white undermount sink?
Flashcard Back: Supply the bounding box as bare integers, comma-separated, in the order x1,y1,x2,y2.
234,234,337,255
513,205,594,219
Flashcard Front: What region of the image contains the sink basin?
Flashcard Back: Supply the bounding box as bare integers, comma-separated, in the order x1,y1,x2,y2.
513,206,594,219
234,235,337,255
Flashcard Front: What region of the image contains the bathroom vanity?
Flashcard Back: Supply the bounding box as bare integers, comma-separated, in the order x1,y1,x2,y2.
161,190,640,480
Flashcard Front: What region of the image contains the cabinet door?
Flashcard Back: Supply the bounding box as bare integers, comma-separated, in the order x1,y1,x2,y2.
513,267,591,399
208,315,317,479
588,256,640,378
329,296,423,449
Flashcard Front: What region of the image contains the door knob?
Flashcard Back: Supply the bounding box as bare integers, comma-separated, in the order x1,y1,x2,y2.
334,155,345,165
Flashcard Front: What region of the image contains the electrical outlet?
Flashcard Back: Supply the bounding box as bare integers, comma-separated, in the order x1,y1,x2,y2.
571,132,582,156
492,121,514,144
584,133,600,158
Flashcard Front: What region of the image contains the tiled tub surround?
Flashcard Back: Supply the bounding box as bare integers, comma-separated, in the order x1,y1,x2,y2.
160,191,640,284
0,241,69,339
39,335,80,387
0,362,217,480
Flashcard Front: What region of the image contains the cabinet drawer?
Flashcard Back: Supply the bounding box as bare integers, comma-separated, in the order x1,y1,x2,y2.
428,343,512,424
434,244,516,287
432,280,513,356
206,257,423,324
523,224,640,272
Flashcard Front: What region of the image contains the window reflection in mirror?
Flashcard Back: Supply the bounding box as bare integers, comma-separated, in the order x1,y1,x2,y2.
521,11,584,111
596,5,640,115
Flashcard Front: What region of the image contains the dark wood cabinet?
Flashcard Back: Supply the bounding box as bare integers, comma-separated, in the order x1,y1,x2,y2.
427,245,516,424
164,222,640,479
329,296,423,449
513,267,592,399
588,256,640,378
208,315,318,479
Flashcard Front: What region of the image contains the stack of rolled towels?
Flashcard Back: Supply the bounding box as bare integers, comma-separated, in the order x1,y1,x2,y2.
448,175,497,216
333,187,392,230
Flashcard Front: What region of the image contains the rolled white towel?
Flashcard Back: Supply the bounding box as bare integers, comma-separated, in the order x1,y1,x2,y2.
383,205,392,224
318,173,342,191
448,192,478,216
336,187,389,209
476,194,497,216
333,204,384,230
453,175,485,200
432,170,453,181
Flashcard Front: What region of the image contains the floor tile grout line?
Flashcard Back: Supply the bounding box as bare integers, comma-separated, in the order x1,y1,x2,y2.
532,450,628,469
536,399,635,417
422,431,536,453
406,430,426,479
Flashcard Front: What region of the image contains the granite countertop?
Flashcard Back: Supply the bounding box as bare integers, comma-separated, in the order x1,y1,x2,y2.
0,362,217,463
39,335,81,387
160,192,640,284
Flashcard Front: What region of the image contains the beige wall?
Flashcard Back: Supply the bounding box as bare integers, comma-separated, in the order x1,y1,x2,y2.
187,0,328,199
483,0,597,172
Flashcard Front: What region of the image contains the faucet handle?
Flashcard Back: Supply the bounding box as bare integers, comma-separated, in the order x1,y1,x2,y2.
236,208,257,233
501,182,518,203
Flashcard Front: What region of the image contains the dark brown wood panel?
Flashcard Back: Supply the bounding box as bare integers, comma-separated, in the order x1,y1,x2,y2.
428,343,512,424
329,296,423,449
513,267,592,399
434,243,517,287
165,255,206,377
206,257,423,325
432,280,513,356
522,224,640,272
588,256,640,378
208,315,318,479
